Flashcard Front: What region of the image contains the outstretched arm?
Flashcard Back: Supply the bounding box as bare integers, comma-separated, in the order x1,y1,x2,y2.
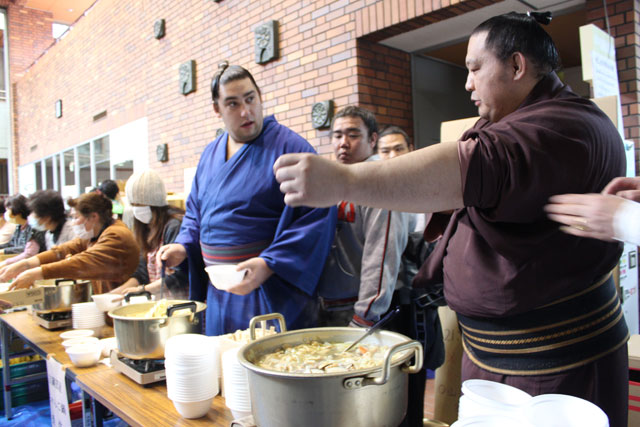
273,140,464,213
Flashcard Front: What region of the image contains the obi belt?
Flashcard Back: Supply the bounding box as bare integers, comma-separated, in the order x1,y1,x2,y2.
458,273,629,375
200,240,271,267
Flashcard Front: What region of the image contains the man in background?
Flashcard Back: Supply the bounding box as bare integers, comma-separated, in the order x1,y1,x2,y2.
317,106,409,330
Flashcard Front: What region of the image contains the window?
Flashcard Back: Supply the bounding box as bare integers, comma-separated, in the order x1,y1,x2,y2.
94,136,110,186
114,160,133,181
78,143,91,193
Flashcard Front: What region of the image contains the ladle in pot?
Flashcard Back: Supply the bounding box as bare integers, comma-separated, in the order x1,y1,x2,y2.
342,306,401,353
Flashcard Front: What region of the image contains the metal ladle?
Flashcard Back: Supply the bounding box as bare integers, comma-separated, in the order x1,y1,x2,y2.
342,306,401,353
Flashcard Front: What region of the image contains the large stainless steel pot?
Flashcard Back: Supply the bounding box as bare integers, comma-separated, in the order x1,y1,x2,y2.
108,299,206,360
32,279,92,313
239,313,424,427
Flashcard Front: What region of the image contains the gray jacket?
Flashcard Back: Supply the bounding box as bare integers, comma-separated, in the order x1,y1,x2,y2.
317,189,409,325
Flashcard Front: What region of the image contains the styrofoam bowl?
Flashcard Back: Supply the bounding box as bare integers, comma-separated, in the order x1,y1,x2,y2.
66,343,101,368
62,337,99,349
172,397,213,419
91,294,123,312
60,329,95,340
522,394,609,427
204,265,247,291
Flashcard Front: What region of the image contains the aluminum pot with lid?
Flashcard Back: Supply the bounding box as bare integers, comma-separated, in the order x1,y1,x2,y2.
32,279,92,313
108,297,206,360
238,313,424,427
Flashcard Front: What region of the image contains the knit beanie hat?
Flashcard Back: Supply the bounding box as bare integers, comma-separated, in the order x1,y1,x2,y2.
125,170,168,207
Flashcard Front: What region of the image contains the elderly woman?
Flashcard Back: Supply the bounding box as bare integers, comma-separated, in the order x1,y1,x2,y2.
0,194,46,263
1,192,140,294
110,170,188,299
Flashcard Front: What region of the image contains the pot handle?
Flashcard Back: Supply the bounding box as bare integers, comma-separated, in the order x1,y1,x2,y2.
167,301,197,317
124,290,152,302
248,312,286,341
346,340,423,389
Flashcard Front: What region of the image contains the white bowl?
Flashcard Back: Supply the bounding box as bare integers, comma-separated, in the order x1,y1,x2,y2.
100,337,118,358
62,337,99,349
91,294,123,312
205,265,247,290
172,397,213,419
60,329,95,340
66,343,101,368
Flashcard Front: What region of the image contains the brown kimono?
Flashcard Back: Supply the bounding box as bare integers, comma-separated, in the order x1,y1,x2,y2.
416,72,628,426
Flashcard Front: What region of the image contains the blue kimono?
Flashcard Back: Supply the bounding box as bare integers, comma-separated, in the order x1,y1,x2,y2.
175,115,337,335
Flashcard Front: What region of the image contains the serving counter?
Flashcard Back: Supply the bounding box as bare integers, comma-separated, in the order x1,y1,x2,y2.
0,310,235,426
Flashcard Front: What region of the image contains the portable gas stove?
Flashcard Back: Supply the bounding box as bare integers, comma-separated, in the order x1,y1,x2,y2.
33,311,72,329
110,350,166,385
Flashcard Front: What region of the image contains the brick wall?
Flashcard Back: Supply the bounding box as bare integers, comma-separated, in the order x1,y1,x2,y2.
10,0,639,193
0,0,53,84
356,38,413,140
586,0,640,169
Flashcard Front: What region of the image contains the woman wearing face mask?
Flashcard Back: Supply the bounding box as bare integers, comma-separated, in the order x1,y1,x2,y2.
0,203,17,245
1,192,140,294
0,194,46,265
110,170,188,299
27,190,75,249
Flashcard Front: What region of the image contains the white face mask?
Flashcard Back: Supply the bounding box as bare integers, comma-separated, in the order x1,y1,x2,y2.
3,211,11,223
132,206,153,224
28,215,46,231
72,223,94,240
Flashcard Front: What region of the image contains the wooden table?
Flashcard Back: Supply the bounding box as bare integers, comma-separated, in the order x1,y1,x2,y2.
76,366,234,427
0,310,236,426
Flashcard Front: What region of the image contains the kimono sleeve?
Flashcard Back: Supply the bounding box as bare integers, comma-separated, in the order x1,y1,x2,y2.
260,205,337,296
459,120,589,223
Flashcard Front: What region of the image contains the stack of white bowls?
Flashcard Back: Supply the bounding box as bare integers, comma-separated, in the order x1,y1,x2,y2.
72,302,105,331
456,380,610,427
222,347,252,419
165,334,219,419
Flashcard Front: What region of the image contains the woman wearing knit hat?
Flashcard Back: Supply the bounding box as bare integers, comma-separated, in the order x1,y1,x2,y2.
110,170,188,299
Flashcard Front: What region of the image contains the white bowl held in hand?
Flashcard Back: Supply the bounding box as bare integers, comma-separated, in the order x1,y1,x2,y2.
91,294,123,312
66,343,102,368
205,265,247,291
172,397,213,419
